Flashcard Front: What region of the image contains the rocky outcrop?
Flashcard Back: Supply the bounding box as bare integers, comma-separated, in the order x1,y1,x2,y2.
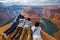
41,6,60,29
21,8,40,25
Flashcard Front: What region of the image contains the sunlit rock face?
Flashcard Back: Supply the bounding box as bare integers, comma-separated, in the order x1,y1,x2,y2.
0,7,16,26
21,8,40,25
41,6,60,29
41,6,60,40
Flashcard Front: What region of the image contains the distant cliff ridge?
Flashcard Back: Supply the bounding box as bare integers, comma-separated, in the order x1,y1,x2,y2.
0,5,42,26
0,7,16,26
41,6,60,29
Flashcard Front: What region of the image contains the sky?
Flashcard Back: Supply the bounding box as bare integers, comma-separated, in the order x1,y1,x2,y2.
0,0,60,6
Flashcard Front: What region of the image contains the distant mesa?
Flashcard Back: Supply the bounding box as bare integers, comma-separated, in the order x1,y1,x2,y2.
0,7,16,26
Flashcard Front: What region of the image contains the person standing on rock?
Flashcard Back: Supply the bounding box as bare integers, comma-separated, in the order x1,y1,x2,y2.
1,14,22,39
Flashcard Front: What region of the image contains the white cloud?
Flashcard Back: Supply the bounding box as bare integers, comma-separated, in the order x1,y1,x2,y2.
0,0,18,2
0,0,60,6
0,0,60,3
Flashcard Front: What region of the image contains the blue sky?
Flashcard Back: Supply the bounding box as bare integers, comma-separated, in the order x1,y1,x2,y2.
0,0,60,6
